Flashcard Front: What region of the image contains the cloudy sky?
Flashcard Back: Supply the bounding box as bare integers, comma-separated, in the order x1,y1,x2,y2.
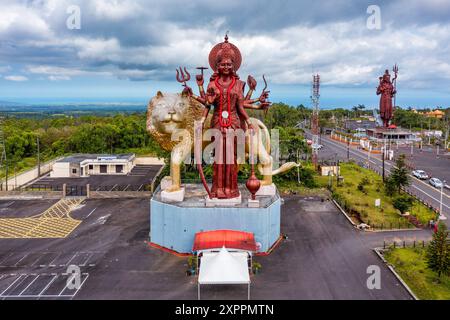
1,0,450,108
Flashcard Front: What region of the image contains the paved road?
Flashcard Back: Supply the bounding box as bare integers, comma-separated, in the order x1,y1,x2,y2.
306,131,450,225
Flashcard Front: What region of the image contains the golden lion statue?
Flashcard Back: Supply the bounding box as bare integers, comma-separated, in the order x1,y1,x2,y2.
147,91,299,193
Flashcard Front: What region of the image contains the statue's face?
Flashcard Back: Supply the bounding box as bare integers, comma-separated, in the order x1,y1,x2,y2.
150,93,187,134
217,58,233,75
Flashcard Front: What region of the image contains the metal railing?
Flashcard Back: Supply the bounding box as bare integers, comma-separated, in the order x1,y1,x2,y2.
93,185,151,192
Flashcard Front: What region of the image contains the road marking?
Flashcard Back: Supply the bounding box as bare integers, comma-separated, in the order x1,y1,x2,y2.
0,198,83,239
86,208,97,218
38,275,58,296
0,252,13,265
0,275,24,296
64,252,79,267
19,275,40,296
14,253,30,267
411,185,450,211
109,184,118,191
48,252,62,267
71,274,89,300
80,252,93,267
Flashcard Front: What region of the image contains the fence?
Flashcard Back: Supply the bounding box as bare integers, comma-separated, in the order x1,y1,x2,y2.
92,185,151,192
367,219,418,231
382,239,430,250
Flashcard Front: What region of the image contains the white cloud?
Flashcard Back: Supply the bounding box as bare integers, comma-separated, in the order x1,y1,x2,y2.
1,0,450,92
91,0,142,20
4,75,28,81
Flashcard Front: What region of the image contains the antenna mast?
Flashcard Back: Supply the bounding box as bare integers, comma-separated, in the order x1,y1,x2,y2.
311,74,320,168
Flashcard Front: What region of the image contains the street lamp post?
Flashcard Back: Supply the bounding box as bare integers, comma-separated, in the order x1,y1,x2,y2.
347,138,350,160
439,180,446,221
382,145,385,182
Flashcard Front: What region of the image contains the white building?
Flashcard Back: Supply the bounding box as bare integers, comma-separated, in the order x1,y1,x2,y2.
50,154,136,178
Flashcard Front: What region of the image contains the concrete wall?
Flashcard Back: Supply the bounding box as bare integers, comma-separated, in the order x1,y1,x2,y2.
2,157,64,189
134,157,165,165
50,162,70,178
0,191,63,200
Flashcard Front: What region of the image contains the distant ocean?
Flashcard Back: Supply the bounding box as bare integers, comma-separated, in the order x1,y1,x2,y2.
0,100,147,116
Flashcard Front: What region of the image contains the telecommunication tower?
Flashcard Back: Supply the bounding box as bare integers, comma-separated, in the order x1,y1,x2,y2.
311,74,320,168
0,115,7,190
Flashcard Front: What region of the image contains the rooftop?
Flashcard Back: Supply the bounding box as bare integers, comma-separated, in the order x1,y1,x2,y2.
57,153,135,164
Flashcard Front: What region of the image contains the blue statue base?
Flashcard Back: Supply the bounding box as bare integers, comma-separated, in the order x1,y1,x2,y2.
150,183,281,254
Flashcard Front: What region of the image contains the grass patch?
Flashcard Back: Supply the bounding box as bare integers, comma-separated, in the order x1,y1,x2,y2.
384,247,450,300
331,162,436,228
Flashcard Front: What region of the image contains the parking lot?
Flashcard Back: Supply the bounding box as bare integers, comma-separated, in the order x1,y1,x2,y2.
27,164,163,192
0,194,415,300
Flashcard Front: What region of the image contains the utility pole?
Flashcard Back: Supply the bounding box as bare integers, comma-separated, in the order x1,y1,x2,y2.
0,115,7,191
37,136,41,177
311,74,320,169
439,180,446,220
347,138,350,160
382,145,385,182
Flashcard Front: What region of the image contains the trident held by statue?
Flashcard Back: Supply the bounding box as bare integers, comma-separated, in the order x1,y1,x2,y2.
392,64,399,108
176,67,191,88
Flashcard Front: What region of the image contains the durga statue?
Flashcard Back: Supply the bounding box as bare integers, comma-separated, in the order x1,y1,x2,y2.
179,34,271,200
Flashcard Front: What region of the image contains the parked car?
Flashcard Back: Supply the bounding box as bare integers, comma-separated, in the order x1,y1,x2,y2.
429,178,444,188
412,170,429,180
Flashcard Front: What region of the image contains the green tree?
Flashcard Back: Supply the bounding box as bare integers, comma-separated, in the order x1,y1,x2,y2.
393,195,413,214
389,154,410,193
384,176,397,196
426,222,450,279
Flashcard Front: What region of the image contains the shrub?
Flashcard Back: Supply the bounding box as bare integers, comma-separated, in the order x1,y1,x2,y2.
393,196,413,214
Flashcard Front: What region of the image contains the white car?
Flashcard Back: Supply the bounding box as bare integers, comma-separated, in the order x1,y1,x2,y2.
429,178,444,189
312,144,323,150
412,170,429,180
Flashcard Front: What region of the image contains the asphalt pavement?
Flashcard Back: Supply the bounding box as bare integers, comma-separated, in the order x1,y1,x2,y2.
0,196,416,300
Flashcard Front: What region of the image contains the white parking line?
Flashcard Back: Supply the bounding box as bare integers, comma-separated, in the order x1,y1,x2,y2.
71,274,89,300
47,252,62,267
0,274,24,296
19,275,40,296
0,252,13,266
80,252,93,267
123,184,130,191
13,253,30,267
63,252,79,267
38,275,58,296
110,184,118,191
86,208,97,218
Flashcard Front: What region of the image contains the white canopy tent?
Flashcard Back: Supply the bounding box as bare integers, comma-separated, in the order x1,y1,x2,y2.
198,247,251,300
